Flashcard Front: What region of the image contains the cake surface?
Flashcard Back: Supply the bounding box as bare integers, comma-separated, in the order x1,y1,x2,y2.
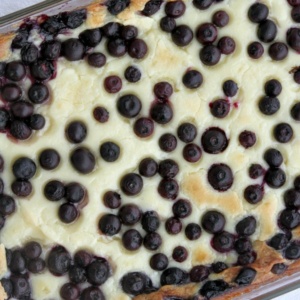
1,0,300,299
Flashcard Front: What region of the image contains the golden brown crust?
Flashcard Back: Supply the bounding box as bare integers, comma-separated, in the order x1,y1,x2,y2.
0,33,15,61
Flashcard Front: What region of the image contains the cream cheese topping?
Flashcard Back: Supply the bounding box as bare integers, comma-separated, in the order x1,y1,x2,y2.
1,0,300,299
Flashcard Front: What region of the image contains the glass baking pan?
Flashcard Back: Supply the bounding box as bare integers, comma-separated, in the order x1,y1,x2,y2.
0,1,299,299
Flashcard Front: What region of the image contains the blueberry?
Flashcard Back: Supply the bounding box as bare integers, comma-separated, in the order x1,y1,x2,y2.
11,275,31,298
150,102,173,124
200,280,230,299
200,45,221,66
196,23,218,45
287,28,300,52
264,148,283,167
212,262,228,273
124,66,141,82
30,59,54,81
27,258,46,274
291,6,300,23
21,44,39,65
201,127,228,154
258,96,280,115
44,180,65,201
0,195,16,216
284,188,300,208
212,231,235,253
17,243,37,263
0,109,9,130
190,265,210,282
66,121,87,144
141,211,160,233
106,0,130,15
11,179,32,197
218,36,236,55
79,28,102,47
1,83,22,102
257,20,277,43
0,278,13,298
172,199,192,218
143,232,162,250
223,80,238,97
121,272,154,296
172,25,193,47
268,233,289,250
238,130,256,149
182,70,203,89
234,237,253,254
207,164,233,191
103,191,121,209
133,117,154,138
10,249,26,273
62,39,85,61
165,1,186,18
285,241,300,259
235,216,256,236
28,83,49,104
104,75,122,94
120,173,143,196
60,282,80,300
201,211,225,234
139,158,158,177
141,0,163,16
160,17,176,33
74,250,92,268
39,149,60,170
98,214,121,236
279,209,300,230
58,203,79,224
248,3,269,23
121,25,138,40
291,102,300,121
160,267,188,285
11,101,34,118
47,246,72,276
269,42,288,61
70,147,96,174
158,133,177,152
5,61,26,82
65,182,85,203
10,120,32,140
86,258,110,285
165,217,182,234
154,81,173,100
234,267,257,285
193,0,214,10
172,246,188,263
87,53,106,68
62,9,87,29
128,39,148,59
158,179,179,200
100,142,120,162
12,157,36,180
93,106,109,122
265,168,286,188
122,229,143,251
273,123,293,143
271,263,287,275
28,114,45,130
158,159,179,179
185,223,202,240
68,265,86,284
118,204,141,225
41,40,61,60
117,94,142,118
150,253,168,271
213,10,229,27
80,287,105,300
247,42,264,59
237,251,256,266
210,99,230,118
244,184,264,204
177,123,197,143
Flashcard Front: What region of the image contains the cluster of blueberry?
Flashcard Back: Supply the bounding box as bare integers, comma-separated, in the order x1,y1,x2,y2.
1,244,109,300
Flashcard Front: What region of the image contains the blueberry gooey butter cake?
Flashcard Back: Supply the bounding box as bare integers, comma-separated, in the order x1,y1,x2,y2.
0,0,300,299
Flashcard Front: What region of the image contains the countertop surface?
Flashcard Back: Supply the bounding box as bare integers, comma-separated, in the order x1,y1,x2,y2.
0,0,298,299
